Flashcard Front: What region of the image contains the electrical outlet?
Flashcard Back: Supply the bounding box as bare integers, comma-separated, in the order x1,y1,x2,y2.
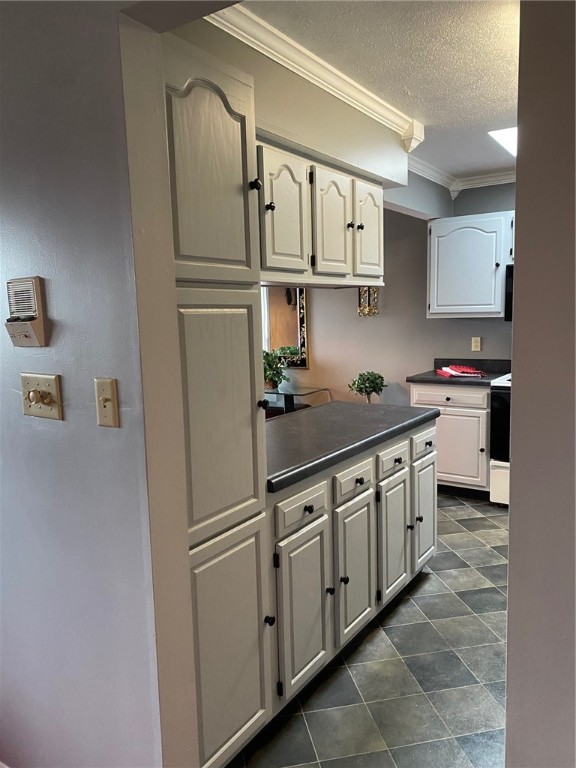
471,336,482,352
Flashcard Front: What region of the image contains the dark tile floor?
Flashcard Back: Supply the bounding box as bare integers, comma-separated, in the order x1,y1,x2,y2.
226,495,508,768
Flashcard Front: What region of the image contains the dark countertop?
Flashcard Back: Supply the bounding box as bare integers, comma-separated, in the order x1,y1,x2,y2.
266,401,439,493
406,358,511,387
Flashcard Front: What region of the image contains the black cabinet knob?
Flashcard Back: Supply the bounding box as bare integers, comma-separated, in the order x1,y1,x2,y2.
347,221,355,229
356,223,365,231
303,504,315,515
340,576,350,585
446,396,451,401
495,262,501,268
355,477,365,486
249,178,263,190
264,615,276,626
416,515,424,523
425,440,433,448
326,586,335,595
257,399,269,410
265,201,276,211
407,523,415,531
479,448,486,453
394,457,403,464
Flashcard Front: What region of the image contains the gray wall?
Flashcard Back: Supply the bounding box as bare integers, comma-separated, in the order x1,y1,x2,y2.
0,5,161,766
506,2,575,765
295,210,512,403
384,170,454,220
453,183,516,216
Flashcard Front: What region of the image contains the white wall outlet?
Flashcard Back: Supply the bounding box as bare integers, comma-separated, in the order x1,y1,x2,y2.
21,373,63,420
94,378,120,428
471,336,482,352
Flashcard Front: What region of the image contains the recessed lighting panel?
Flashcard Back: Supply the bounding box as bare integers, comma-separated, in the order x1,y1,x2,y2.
488,127,518,157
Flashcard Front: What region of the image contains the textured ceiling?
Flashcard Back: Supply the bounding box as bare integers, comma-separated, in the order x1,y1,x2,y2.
242,0,519,177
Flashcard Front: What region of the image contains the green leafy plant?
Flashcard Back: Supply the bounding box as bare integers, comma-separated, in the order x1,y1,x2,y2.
263,349,289,389
274,345,300,358
348,371,386,403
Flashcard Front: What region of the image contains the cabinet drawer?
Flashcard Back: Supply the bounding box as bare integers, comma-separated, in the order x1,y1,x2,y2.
376,440,410,480
275,481,328,538
333,458,374,505
411,427,436,461
411,385,489,409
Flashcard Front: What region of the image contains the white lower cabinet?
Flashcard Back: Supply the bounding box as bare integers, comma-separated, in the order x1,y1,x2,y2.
410,383,489,490
275,514,333,700
189,513,274,768
377,466,411,602
411,451,438,571
435,407,488,487
193,423,437,768
334,489,378,646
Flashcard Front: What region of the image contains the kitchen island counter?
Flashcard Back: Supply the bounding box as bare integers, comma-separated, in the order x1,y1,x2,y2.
266,400,439,492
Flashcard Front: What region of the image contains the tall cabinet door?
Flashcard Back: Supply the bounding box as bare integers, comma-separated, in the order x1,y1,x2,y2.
258,146,309,273
162,34,260,283
411,452,437,572
378,467,410,602
189,514,273,768
353,180,384,278
312,165,354,276
177,285,266,546
436,407,488,487
334,489,377,647
276,515,333,700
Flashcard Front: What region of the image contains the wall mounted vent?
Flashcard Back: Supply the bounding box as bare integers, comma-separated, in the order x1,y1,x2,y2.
5,276,48,347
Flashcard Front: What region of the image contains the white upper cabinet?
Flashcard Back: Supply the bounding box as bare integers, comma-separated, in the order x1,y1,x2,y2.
353,180,385,278
257,145,309,273
162,35,260,283
428,210,514,317
312,165,355,276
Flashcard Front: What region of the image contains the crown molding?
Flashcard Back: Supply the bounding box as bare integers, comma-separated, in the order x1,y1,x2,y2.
408,156,516,196
408,155,455,189
207,5,421,141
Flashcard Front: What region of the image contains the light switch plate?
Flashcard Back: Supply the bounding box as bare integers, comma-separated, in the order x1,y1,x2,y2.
21,373,63,420
94,378,120,428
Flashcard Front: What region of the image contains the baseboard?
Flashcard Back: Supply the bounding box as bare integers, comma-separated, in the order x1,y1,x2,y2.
437,484,490,502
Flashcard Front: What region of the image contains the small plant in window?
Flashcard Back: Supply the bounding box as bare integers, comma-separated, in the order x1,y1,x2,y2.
348,371,386,403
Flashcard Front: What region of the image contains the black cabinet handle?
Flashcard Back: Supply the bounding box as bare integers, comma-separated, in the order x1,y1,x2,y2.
479,447,486,453
495,262,501,268
445,396,451,401
249,178,262,190
407,524,415,531
265,201,276,211
357,223,365,231
355,477,365,486
264,615,276,626
326,587,335,595
416,515,424,523
394,457,403,464
347,221,355,229
425,440,433,448
257,399,269,410
303,504,315,515
340,576,350,585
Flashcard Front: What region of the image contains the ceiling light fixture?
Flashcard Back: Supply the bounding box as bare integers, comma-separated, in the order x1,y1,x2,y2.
488,127,518,157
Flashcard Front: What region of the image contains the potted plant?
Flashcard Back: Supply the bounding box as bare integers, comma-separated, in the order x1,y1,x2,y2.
348,371,386,403
263,349,289,389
